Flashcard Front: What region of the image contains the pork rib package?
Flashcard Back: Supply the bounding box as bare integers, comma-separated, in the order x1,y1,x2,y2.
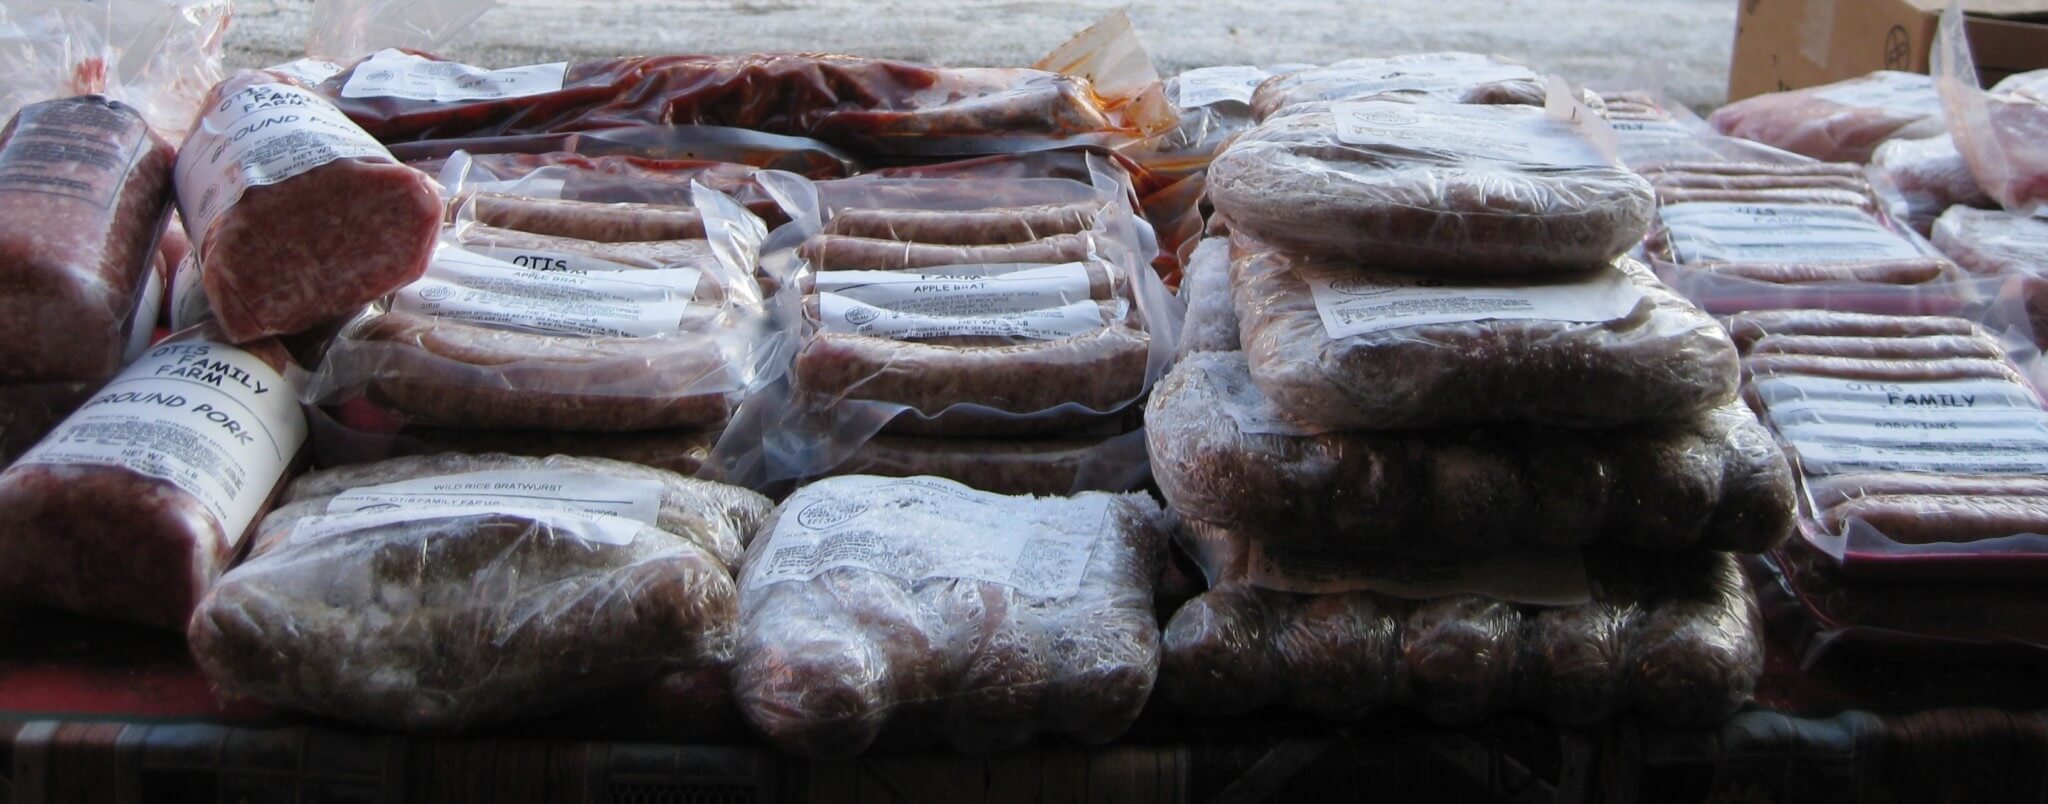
314,46,1171,157
307,178,778,433
1206,94,1653,275
1149,352,1795,555
1231,239,1738,430
0,96,175,382
1246,52,1545,121
189,453,771,731
1159,523,1764,727
1708,71,1946,164
0,327,307,629
1727,309,2048,576
177,70,442,342
733,475,1166,757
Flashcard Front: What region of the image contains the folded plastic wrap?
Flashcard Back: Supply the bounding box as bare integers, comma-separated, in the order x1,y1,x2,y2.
386,125,860,178
733,476,1166,757
1159,537,1763,726
1232,241,1738,430
0,95,175,382
1872,135,1993,234
0,0,231,144
1935,5,2048,215
1708,71,1946,164
0,327,306,629
1247,53,1543,121
308,181,778,432
1125,63,1309,179
316,48,1171,157
1759,537,2048,661
177,70,442,342
1148,352,1794,555
1174,237,1238,357
188,453,771,731
1727,308,2048,578
1207,97,1653,275
817,430,1149,497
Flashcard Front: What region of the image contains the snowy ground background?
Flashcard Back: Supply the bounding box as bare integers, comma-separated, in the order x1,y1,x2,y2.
223,0,1739,109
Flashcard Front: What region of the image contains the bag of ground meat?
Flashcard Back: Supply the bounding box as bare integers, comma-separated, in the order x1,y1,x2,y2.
1709,71,1946,164
188,453,771,731
1232,238,1738,430
177,70,441,342
1209,92,1652,276
1872,135,1994,234
733,475,1166,757
1161,529,1763,726
0,326,306,629
1148,352,1794,556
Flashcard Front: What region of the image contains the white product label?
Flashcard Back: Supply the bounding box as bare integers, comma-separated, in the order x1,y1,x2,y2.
466,245,642,273
1330,100,1610,166
1658,202,1923,263
1247,541,1591,606
745,476,1110,599
16,339,306,538
1812,70,1943,117
818,294,1117,341
1174,65,1271,107
1751,375,2043,415
1196,358,1319,436
267,58,345,87
290,469,663,546
339,49,569,103
814,264,1099,315
1754,374,2048,474
1608,118,1694,138
465,177,567,200
393,246,700,338
174,81,393,245
1303,263,1644,338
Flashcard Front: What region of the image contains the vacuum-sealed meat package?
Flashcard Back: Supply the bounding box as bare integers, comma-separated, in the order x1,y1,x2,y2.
1871,135,1993,234
1174,237,1238,357
1708,71,1946,164
1930,206,2048,279
1207,98,1653,275
733,476,1166,757
308,183,773,432
317,49,1169,157
0,327,307,629
1935,4,2048,215
1160,539,1763,726
177,71,441,341
1761,536,2048,661
1247,52,1542,121
188,453,770,731
1727,309,2048,576
1649,197,1959,286
1148,352,1794,555
0,96,175,382
1232,241,1738,430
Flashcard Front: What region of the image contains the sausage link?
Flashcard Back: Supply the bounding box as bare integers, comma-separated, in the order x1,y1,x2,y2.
1656,186,1876,211
1643,161,1866,178
1822,494,2048,544
793,324,1149,426
1749,334,2006,361
465,193,706,241
1723,310,1979,351
1743,354,2025,382
797,233,1097,270
1693,258,1951,285
1808,473,2048,512
823,203,1100,245
1648,172,1872,193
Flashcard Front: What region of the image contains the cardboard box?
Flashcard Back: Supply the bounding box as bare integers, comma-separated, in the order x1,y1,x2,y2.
1729,0,2048,102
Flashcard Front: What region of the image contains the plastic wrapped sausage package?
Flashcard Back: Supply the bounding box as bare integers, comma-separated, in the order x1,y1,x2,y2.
0,96,175,383
386,125,861,179
1247,52,1545,122
0,326,308,629
188,453,772,731
1148,352,1796,556
1934,4,2048,215
1707,71,1947,164
306,180,781,433
1726,309,2048,578
1209,89,1653,275
304,400,721,476
1871,135,1993,235
177,70,443,342
733,475,1167,758
1158,521,1765,727
1756,536,2048,662
1231,237,1739,430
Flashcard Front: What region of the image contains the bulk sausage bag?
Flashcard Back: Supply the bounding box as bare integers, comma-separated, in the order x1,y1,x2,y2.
1148,352,1795,556
177,70,441,341
0,327,306,629
1707,71,1946,164
1160,522,1765,727
1232,240,1739,430
0,96,176,382
189,453,771,731
733,476,1166,757
1207,96,1653,275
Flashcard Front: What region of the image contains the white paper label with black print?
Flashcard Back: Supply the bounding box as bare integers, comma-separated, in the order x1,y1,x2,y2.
340,49,569,102
1174,65,1272,107
15,339,306,539
175,81,393,243
745,476,1111,599
1303,263,1644,338
818,294,1117,341
1658,202,1924,263
290,469,663,546
813,263,1099,315
1756,374,2048,474
393,246,700,338
266,58,346,87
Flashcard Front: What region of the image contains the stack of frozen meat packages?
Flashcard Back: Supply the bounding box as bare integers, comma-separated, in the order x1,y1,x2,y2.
1148,79,1801,726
